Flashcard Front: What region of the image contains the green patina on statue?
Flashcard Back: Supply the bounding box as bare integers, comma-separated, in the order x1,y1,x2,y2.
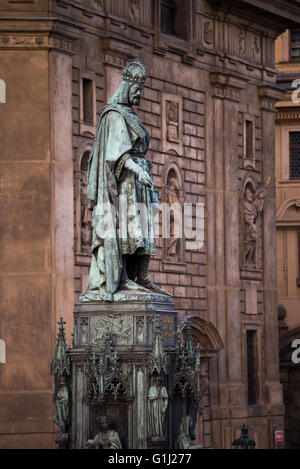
175,416,203,450
80,59,170,302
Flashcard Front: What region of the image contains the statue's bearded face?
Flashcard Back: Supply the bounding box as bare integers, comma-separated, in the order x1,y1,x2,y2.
129,83,143,106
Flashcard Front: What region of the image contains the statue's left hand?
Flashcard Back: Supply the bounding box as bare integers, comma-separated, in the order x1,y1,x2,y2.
138,170,153,188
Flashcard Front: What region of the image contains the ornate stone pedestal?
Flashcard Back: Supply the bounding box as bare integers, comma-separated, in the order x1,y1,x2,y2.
51,291,202,449
70,292,177,449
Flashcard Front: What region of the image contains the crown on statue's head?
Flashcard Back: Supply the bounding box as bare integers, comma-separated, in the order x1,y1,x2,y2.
122,58,147,86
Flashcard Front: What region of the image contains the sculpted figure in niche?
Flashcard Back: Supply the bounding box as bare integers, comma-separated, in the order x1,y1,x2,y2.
81,163,93,252
243,178,269,268
166,177,181,259
175,416,203,449
166,101,179,141
129,0,140,22
80,59,170,302
87,416,122,449
53,375,69,435
147,375,169,438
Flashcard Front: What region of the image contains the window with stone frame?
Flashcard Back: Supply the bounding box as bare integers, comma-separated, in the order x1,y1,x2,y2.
290,131,300,180
160,0,188,40
246,330,257,406
290,29,300,60
82,78,94,125
245,120,254,160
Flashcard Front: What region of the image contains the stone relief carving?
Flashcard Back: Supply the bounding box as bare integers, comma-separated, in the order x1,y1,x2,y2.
203,19,213,47
166,176,181,259
236,28,246,58
80,318,89,344
80,151,93,253
129,0,140,22
250,34,261,63
162,94,183,155
161,161,185,264
94,314,133,345
0,35,48,48
166,101,179,143
242,177,270,269
136,316,145,344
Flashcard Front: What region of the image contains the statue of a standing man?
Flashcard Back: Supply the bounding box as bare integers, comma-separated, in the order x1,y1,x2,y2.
147,375,169,438
80,59,170,302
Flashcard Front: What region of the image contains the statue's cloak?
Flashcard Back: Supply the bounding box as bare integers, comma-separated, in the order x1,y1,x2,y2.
85,104,149,301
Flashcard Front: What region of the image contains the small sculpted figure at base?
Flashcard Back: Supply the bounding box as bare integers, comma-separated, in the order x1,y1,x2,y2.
80,58,171,302
86,416,122,449
175,416,203,449
53,375,69,436
147,375,169,438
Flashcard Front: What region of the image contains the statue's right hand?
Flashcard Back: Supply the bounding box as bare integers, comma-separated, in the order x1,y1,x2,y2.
138,170,152,188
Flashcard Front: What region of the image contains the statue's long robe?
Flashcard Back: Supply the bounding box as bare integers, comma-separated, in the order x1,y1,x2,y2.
84,104,157,301
147,385,168,437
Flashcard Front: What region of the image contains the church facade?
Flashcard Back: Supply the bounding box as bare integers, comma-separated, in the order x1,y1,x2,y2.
1,0,300,449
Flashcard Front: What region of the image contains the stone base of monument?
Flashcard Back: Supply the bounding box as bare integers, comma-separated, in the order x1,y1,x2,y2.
69,291,177,449
51,290,201,449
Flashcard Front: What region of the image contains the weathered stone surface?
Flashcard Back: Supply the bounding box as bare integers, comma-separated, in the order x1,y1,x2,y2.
74,292,177,349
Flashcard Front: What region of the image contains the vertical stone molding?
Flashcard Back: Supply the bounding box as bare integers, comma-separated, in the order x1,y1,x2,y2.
208,71,248,418
258,86,284,400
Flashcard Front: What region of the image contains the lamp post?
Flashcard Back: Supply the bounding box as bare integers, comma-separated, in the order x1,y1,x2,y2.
232,424,256,449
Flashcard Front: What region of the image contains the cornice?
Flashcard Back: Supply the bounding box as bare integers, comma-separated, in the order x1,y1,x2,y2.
0,17,83,52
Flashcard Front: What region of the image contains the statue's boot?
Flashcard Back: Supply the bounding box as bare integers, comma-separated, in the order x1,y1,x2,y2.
137,255,173,296
119,279,150,293
119,255,151,293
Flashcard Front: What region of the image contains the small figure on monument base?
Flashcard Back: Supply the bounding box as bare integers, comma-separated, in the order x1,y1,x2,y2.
50,318,71,449
175,416,203,450
147,374,169,439
53,375,69,437
87,416,122,449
